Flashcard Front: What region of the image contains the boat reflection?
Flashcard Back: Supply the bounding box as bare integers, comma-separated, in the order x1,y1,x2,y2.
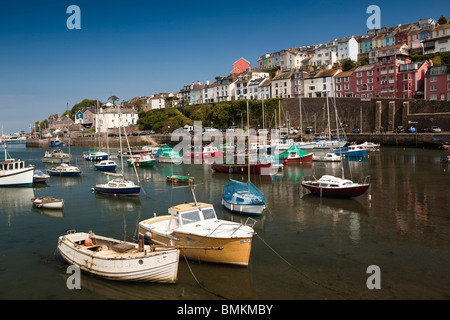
301,193,369,216
32,206,64,219
0,187,35,226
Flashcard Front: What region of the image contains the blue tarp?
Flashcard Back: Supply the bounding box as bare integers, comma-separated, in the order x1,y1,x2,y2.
223,179,265,205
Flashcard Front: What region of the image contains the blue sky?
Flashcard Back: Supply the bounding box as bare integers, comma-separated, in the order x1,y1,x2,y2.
0,0,448,133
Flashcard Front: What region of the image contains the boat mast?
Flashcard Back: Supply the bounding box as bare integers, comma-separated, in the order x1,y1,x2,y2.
299,96,303,142
247,101,250,192
326,96,331,140
332,90,344,179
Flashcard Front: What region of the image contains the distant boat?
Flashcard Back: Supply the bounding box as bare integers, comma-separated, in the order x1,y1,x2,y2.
166,175,194,184
32,196,64,209
355,141,380,152
312,152,342,162
49,137,63,147
82,150,109,161
57,230,180,283
94,160,117,171
211,162,272,174
41,149,71,164
222,179,265,216
155,145,183,164
127,153,156,167
34,170,50,183
47,163,82,177
183,144,223,161
274,144,314,163
330,145,368,157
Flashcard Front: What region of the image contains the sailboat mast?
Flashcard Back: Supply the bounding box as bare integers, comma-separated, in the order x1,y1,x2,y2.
299,96,303,142
326,96,331,140
118,108,124,177
247,101,250,191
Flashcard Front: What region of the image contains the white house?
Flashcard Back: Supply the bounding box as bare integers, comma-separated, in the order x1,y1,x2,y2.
304,69,340,98
95,107,138,133
215,77,237,102
310,46,338,69
337,36,359,62
271,71,293,98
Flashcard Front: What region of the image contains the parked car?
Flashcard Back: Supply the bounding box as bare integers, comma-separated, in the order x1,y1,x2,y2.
305,127,314,134
353,127,361,133
407,126,416,133
430,126,441,133
139,130,155,135
393,126,404,133
420,127,430,133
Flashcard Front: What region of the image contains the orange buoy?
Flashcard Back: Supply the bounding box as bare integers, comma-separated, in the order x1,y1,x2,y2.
84,238,93,246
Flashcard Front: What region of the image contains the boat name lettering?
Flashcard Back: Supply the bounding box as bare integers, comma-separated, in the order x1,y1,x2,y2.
240,239,250,244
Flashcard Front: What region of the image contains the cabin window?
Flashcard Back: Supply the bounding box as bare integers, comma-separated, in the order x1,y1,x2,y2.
9,164,13,170
181,210,201,225
201,208,216,220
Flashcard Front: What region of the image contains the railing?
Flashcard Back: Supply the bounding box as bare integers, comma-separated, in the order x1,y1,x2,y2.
358,175,371,185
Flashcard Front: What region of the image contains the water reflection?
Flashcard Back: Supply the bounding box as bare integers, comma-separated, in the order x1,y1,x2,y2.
0,187,35,226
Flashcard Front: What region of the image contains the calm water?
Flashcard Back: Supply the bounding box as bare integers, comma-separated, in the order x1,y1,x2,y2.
0,143,449,300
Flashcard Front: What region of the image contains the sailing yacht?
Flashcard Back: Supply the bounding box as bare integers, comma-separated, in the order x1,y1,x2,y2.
221,101,266,216
301,91,370,198
94,107,141,196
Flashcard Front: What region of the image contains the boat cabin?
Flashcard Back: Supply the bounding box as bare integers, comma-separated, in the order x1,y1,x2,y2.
0,159,27,172
167,202,217,230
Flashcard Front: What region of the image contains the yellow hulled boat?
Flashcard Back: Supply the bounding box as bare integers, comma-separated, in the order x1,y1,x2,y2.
139,186,256,266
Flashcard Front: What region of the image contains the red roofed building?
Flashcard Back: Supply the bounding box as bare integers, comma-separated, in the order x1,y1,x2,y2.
231,58,251,74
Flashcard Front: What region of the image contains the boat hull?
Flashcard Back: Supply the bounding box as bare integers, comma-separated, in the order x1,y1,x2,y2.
47,170,81,177
57,232,179,283
94,185,141,196
127,160,156,167
94,164,117,171
0,167,34,187
139,216,253,266
211,163,272,174
222,199,264,216
301,182,370,198
282,153,314,163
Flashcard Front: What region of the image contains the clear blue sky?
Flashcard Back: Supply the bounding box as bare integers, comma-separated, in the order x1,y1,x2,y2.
0,0,448,133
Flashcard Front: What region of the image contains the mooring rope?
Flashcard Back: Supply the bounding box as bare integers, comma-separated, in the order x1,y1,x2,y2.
182,254,230,300
255,233,343,294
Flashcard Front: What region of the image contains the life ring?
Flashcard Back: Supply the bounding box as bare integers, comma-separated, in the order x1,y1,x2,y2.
173,179,178,184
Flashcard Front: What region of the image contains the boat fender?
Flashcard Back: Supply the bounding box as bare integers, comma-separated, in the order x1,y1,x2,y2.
143,232,152,241
84,238,94,246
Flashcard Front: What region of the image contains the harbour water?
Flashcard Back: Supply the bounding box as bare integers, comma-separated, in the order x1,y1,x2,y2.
0,143,449,300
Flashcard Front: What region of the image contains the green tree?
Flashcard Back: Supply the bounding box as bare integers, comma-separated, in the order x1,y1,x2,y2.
432,55,442,66
341,58,355,71
437,15,447,25
108,95,119,107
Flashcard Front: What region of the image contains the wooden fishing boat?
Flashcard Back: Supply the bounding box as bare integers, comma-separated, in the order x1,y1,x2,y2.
166,175,194,184
41,149,71,164
32,196,64,209
57,230,180,283
139,185,256,266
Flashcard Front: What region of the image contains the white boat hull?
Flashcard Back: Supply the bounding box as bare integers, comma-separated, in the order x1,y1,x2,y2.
222,199,265,215
57,232,179,283
0,167,34,186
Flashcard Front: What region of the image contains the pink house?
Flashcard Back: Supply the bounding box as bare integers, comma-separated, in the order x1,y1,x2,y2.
425,64,450,100
231,58,251,74
397,60,432,99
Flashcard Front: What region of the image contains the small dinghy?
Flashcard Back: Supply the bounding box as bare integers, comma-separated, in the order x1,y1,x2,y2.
32,196,64,209
57,230,180,283
166,175,194,184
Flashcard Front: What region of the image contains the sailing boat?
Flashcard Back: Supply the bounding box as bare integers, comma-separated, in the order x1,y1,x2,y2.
94,129,117,171
83,101,109,161
94,107,141,196
47,136,82,177
221,101,266,215
301,92,370,198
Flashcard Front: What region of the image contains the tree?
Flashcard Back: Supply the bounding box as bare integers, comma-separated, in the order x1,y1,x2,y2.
437,15,447,25
341,58,355,71
432,55,442,66
108,95,119,107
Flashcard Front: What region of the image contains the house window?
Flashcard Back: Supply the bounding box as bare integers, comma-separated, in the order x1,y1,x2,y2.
430,94,437,100
430,85,437,91
430,76,437,82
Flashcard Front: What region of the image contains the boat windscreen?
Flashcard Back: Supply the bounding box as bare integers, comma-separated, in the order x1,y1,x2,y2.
180,210,201,225
201,208,216,220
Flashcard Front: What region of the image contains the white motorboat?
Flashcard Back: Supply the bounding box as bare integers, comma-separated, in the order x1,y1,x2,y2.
1,144,34,186
312,152,342,162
